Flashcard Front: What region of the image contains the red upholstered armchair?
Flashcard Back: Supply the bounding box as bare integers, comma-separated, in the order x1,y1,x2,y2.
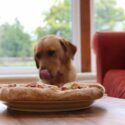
93,32,125,98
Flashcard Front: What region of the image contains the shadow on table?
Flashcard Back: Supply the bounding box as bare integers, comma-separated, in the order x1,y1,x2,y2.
3,105,106,119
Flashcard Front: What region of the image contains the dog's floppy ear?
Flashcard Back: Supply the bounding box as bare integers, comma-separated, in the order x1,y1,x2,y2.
34,46,39,69
59,38,77,59
34,55,39,69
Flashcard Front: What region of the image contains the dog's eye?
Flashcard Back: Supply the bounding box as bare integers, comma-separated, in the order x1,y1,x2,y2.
47,50,55,57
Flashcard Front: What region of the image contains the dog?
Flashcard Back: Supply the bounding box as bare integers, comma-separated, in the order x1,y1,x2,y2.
34,35,77,86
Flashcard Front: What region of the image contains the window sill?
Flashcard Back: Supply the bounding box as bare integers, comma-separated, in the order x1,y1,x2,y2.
0,67,38,75
0,72,96,84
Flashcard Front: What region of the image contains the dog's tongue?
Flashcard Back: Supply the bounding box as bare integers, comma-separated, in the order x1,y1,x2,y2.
40,69,52,80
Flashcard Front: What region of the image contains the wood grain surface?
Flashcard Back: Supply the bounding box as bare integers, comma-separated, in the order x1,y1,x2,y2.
0,96,125,125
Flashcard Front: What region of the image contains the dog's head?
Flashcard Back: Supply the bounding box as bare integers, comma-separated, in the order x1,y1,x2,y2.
34,35,77,83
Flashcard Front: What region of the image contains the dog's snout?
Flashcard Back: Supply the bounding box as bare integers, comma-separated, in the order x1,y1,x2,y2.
41,66,46,70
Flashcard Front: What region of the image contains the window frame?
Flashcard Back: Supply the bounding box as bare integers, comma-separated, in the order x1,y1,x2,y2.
71,0,81,72
80,0,91,72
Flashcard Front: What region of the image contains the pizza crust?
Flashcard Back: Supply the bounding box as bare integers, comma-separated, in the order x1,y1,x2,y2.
0,82,105,102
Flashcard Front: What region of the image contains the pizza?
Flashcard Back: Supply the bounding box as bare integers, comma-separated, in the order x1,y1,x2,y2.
0,82,105,102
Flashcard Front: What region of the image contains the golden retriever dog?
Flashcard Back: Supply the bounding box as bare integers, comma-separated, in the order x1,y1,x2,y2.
34,35,77,86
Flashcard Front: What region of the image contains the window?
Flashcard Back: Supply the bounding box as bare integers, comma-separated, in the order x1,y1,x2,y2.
92,0,125,72
0,0,81,75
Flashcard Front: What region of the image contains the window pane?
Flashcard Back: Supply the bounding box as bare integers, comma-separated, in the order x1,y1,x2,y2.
0,0,72,67
94,0,125,31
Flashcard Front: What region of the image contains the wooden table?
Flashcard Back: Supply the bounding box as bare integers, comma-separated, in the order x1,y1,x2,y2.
0,96,125,125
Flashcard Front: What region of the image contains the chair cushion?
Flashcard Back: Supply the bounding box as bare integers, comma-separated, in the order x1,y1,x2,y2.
103,70,125,98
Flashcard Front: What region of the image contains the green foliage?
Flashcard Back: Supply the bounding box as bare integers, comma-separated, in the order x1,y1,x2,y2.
95,0,125,31
1,0,125,58
0,19,33,57
35,0,72,40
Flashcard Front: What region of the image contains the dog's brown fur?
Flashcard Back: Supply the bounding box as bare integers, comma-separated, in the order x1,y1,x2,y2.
34,35,77,86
